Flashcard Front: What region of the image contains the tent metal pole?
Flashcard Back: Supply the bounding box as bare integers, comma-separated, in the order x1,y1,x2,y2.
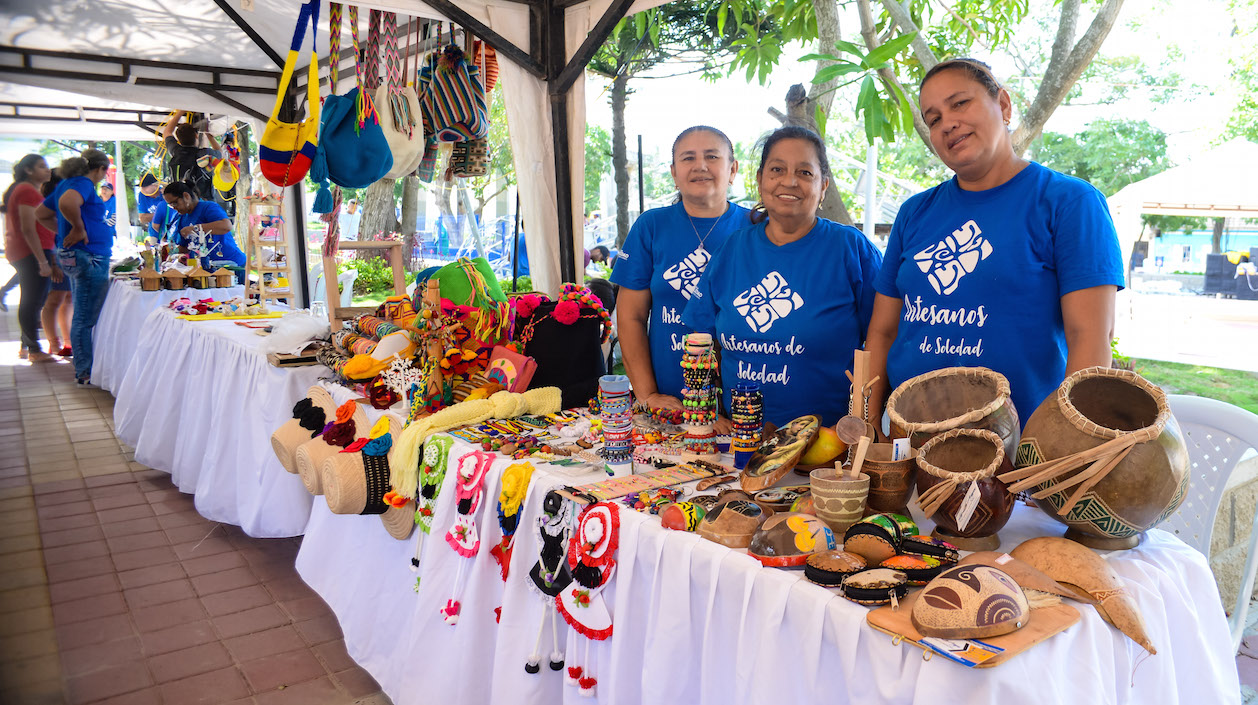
512,191,521,292
211,0,285,69
291,185,310,307
545,0,576,285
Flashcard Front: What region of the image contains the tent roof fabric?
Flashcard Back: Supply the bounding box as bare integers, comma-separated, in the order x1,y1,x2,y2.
1109,138,1258,217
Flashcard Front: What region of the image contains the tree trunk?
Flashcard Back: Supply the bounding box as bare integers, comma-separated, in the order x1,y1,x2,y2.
858,0,932,147
1212,218,1225,254
1011,0,1125,154
360,177,398,241
400,175,420,270
611,71,630,248
781,85,855,226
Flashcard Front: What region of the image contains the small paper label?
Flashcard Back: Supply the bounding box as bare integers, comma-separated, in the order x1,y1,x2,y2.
995,553,1014,565
892,438,910,462
919,637,1005,667
954,480,981,532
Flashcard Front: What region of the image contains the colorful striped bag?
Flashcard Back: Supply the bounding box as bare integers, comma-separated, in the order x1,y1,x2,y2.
417,45,489,143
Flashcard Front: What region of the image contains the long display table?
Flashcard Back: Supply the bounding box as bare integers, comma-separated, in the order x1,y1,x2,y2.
92,278,244,393
295,433,1242,705
113,308,323,537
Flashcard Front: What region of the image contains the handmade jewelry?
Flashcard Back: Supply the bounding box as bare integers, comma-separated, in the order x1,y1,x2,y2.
679,333,721,457
730,382,764,470
598,375,633,471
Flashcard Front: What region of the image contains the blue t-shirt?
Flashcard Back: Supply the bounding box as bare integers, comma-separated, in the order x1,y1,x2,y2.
43,176,113,256
875,161,1125,424
684,217,882,427
137,191,163,220
610,200,753,400
102,195,117,227
149,200,178,242
173,200,246,267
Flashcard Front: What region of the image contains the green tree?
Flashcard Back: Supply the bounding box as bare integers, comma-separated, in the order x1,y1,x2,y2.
1224,0,1258,141
589,6,755,245
1031,118,1168,197
584,124,612,215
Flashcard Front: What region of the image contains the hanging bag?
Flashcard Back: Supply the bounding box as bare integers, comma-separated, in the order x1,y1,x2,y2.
315,5,393,189
259,0,321,187
376,12,425,179
417,39,490,143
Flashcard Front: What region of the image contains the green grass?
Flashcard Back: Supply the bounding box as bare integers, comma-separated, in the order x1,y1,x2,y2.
1132,358,1258,415
352,291,390,309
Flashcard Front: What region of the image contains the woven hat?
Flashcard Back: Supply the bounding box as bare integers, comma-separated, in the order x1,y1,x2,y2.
271,386,337,473
320,414,403,515
381,498,416,541
295,399,371,495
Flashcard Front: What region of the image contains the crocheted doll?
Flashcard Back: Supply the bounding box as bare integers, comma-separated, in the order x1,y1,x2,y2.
409,434,454,576
524,490,574,675
440,450,495,624
556,501,619,697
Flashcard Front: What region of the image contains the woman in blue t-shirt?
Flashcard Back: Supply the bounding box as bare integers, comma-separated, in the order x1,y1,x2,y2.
865,58,1124,428
610,126,752,413
684,126,882,427
34,148,114,385
163,182,246,268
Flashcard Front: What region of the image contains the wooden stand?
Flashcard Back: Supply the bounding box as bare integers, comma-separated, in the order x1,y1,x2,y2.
322,241,407,327
243,195,292,305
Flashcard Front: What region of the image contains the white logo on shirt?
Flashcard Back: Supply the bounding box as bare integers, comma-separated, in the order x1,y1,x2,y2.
733,271,804,333
662,247,711,300
913,219,993,296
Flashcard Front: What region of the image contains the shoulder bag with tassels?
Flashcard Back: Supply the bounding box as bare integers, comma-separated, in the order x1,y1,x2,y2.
376,12,425,178
418,41,490,143
260,0,321,188
315,5,393,189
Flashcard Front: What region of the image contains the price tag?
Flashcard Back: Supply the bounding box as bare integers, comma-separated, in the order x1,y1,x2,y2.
954,480,981,532
891,438,910,461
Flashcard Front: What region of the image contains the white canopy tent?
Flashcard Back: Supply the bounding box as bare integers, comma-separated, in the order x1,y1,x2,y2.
1108,138,1258,265
1,0,668,298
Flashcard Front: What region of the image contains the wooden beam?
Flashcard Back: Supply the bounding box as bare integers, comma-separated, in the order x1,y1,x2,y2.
552,0,633,94
422,0,546,79
212,0,286,69
545,0,577,285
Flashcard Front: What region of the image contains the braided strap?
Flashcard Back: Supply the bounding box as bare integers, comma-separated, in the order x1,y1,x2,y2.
350,7,379,132
366,9,382,90
328,2,342,94
383,12,402,95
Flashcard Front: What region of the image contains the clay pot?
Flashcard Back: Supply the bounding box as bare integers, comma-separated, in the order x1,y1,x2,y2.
886,367,1020,460
810,467,869,536
860,443,917,514
915,428,1015,552
1004,367,1189,550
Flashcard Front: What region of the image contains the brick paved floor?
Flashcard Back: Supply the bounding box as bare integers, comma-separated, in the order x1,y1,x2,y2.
0,288,391,705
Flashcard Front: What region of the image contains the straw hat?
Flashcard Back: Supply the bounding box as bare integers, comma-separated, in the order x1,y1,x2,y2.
271,386,337,473
381,499,416,541
295,399,371,495
321,414,404,516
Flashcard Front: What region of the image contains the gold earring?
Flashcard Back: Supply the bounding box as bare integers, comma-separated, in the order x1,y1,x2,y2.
1003,117,1010,126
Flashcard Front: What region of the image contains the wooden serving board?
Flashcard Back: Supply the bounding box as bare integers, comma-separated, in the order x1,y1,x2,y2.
866,590,1080,668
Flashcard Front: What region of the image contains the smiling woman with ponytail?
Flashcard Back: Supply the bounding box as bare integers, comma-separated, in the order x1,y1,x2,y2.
33,148,113,385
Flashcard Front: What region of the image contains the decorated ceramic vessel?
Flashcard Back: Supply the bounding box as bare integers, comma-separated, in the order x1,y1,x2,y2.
810,468,870,535
860,442,917,513
1003,367,1190,550
911,565,1029,639
747,513,836,567
915,428,1015,552
886,366,1020,460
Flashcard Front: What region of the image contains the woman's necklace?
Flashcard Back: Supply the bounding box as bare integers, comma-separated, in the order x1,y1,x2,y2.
686,202,728,253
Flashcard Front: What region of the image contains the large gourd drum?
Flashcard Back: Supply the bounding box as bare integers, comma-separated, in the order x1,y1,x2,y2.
885,367,1020,459
998,367,1189,550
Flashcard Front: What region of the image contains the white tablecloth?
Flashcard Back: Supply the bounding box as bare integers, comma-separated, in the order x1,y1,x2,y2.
92,278,244,392
296,435,1242,705
113,308,324,537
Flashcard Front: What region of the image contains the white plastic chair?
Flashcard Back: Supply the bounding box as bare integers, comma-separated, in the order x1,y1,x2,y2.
310,264,357,308
1162,394,1258,653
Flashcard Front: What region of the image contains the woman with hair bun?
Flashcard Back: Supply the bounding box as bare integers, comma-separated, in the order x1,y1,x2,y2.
2,154,55,361
35,148,113,384
162,181,245,269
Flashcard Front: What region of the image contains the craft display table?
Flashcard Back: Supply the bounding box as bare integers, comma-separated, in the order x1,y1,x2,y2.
91,278,244,393
113,308,324,537
295,433,1242,705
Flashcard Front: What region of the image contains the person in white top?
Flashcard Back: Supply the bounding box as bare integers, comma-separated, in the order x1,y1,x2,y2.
338,199,361,241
